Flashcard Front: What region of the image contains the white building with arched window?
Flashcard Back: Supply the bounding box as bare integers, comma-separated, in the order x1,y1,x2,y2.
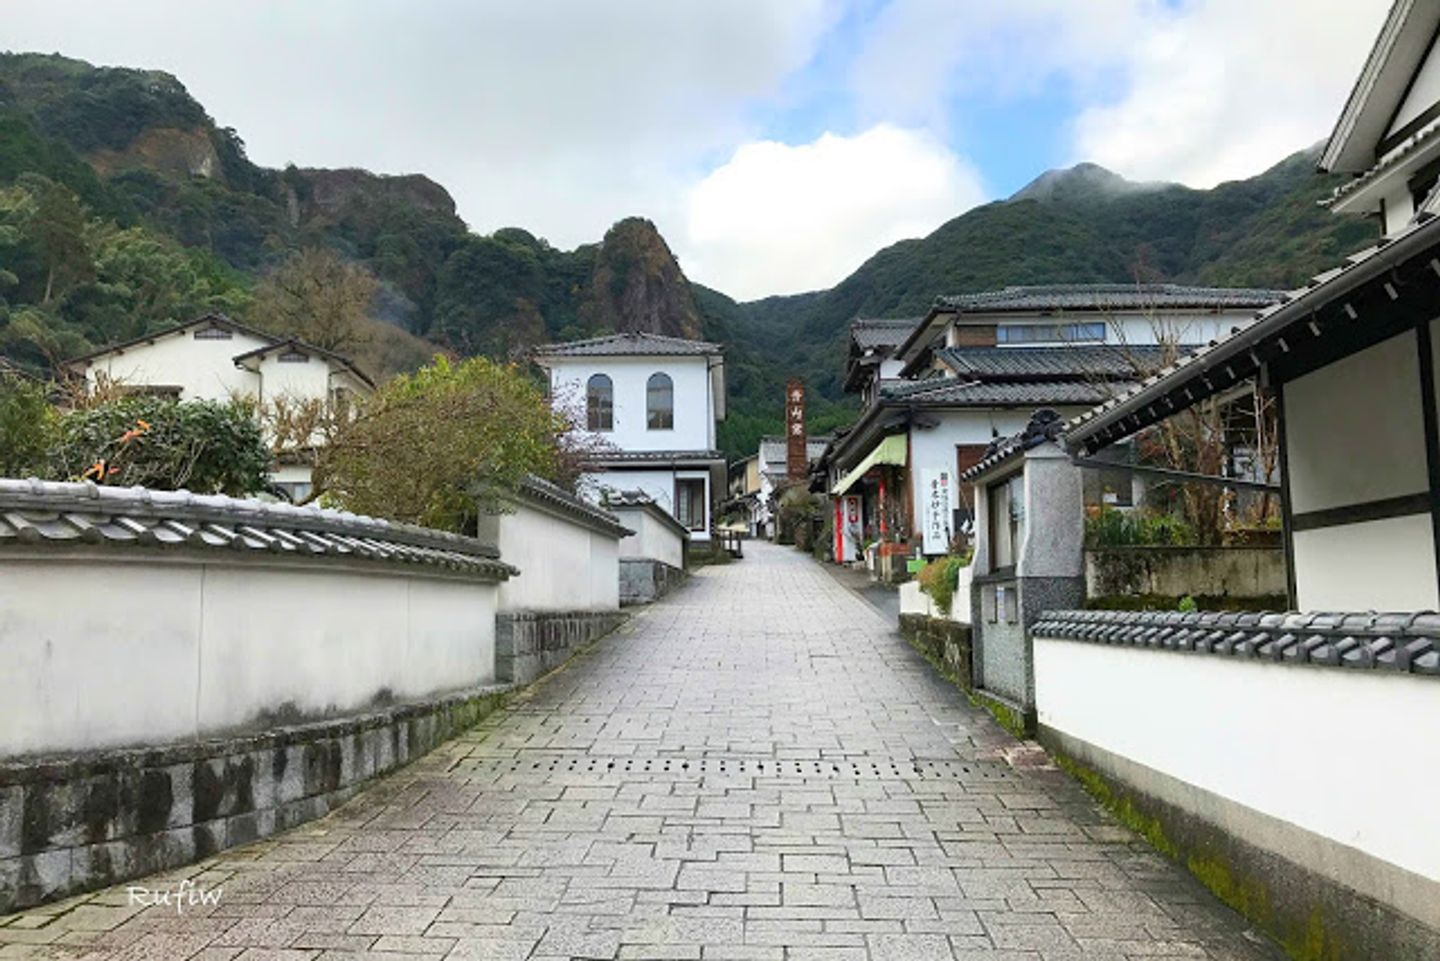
533,332,726,542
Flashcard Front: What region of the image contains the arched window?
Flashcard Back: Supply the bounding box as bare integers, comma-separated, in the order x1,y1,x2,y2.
586,374,613,431
647,373,674,430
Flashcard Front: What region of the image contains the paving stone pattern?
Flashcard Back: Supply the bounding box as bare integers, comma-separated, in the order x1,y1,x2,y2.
0,541,1282,960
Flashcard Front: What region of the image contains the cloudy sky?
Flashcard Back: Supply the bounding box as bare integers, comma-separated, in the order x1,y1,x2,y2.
6,0,1390,300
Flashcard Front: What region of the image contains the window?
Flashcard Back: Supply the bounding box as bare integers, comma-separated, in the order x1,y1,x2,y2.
646,372,674,429
586,374,613,431
996,322,1105,345
987,473,1025,571
675,478,706,531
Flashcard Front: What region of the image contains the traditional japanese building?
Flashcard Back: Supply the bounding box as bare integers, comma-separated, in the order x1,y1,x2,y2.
533,332,726,543
818,286,1280,575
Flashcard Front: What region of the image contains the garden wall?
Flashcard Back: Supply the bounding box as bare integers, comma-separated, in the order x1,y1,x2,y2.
0,479,517,909
1032,610,1440,961
1085,547,1285,603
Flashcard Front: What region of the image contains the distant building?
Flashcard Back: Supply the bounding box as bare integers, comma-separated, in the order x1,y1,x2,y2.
533,332,726,543
63,313,374,500
817,286,1282,576
729,435,830,539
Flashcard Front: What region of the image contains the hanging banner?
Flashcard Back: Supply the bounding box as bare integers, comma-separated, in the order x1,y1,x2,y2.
920,467,957,555
835,494,862,562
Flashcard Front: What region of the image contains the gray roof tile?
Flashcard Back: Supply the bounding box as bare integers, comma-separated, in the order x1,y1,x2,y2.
936,284,1285,313
881,378,1118,407
532,332,723,358
935,345,1185,380
515,475,630,538
0,478,515,580
1034,610,1440,676
850,317,922,350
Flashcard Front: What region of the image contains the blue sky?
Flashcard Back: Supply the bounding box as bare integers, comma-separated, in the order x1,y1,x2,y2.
3,0,1393,299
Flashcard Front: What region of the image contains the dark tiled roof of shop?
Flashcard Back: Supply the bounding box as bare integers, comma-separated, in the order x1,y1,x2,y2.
935,285,1284,313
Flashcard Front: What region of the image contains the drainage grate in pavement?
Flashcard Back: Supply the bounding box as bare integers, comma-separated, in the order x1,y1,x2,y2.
452,754,1019,781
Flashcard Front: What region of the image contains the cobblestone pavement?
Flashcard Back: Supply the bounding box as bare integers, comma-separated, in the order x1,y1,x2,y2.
1,541,1281,961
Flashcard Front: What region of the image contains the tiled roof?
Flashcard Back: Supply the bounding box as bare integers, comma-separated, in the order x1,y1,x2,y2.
1065,212,1440,454
850,318,922,350
0,478,515,581
936,285,1284,313
232,337,376,389
881,378,1117,407
1327,116,1440,207
1034,610,1440,677
601,489,692,538
532,332,723,358
759,436,832,466
515,475,630,538
588,449,725,465
960,409,1067,481
601,489,658,508
935,345,1185,380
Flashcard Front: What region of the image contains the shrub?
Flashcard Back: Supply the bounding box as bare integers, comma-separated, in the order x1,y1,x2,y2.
1085,506,1197,547
51,395,269,495
917,553,972,617
0,371,56,476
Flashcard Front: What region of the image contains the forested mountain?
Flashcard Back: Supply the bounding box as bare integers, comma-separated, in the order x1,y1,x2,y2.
0,52,1379,461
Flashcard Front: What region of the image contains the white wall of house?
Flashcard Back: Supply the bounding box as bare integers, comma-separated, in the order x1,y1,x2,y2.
612,505,687,569
492,501,621,613
1283,329,1439,609
0,552,498,757
1034,638,1440,929
948,309,1247,349
549,355,717,452
906,407,1090,544
584,468,713,541
253,351,336,406
1385,37,1440,144
84,328,267,401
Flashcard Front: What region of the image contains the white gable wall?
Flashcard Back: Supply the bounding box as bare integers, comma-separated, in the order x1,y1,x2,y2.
548,355,715,453
1385,31,1440,145
85,329,269,401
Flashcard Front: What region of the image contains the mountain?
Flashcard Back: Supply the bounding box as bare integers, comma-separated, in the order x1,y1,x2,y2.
733,147,1377,403
0,51,1382,462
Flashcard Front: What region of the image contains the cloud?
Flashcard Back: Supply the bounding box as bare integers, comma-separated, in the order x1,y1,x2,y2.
1071,0,1390,186
681,125,986,299
846,0,1390,187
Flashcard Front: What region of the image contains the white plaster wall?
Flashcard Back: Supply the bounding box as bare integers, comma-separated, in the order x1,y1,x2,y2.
0,553,499,757
85,330,267,401
494,501,621,613
1034,639,1440,887
256,353,334,407
549,355,716,452
1285,331,1427,512
1386,39,1440,140
612,507,686,569
957,309,1248,349
584,468,712,541
906,408,1088,538
1293,515,1439,610
898,565,972,623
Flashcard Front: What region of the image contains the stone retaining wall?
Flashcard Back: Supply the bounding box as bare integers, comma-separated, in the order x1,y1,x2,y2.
619,558,687,606
898,614,973,691
495,611,628,684
0,686,508,913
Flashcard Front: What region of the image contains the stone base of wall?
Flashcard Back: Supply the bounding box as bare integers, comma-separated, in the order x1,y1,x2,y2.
1040,725,1440,961
620,559,687,606
898,614,974,691
0,687,508,913
495,610,627,684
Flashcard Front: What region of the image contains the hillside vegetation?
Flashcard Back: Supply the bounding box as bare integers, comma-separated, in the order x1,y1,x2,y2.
0,52,1378,460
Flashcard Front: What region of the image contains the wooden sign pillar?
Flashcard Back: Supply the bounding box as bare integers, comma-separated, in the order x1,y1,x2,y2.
785,379,806,480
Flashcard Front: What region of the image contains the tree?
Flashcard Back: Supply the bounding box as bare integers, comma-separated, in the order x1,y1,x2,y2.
0,370,56,476
248,247,378,353
29,177,92,304
315,355,570,533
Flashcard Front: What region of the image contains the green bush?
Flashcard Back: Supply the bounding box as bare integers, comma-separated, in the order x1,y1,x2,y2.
0,371,56,476
1085,506,1197,547
52,396,269,495
917,553,972,617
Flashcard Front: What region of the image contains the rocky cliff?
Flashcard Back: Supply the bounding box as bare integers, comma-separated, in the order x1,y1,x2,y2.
579,218,703,339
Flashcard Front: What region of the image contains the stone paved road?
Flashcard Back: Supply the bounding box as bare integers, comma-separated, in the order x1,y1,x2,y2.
0,541,1281,961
